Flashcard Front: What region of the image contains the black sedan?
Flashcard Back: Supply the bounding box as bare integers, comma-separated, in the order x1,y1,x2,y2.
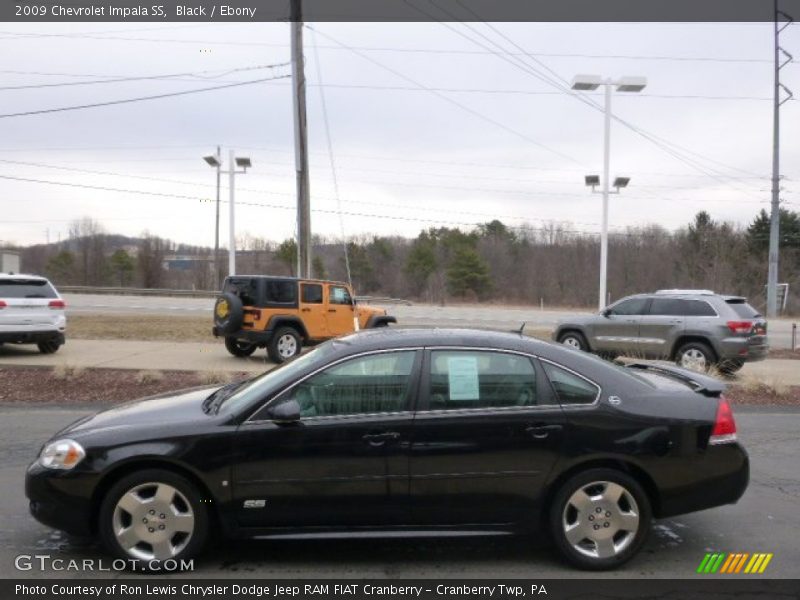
26,328,748,570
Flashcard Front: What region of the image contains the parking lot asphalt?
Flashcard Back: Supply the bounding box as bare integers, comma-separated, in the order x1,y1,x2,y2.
0,405,797,578
1,338,799,385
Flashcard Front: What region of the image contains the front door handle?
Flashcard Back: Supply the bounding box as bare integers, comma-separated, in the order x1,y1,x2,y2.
525,424,563,439
362,432,400,446
301,307,311,312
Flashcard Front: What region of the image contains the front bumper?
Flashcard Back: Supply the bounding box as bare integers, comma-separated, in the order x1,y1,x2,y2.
0,331,65,345
25,461,97,537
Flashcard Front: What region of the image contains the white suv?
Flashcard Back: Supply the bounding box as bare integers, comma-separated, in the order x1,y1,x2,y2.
0,274,66,354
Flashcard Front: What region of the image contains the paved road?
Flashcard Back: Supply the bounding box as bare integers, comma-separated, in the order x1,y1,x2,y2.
2,338,800,386
62,293,799,350
0,406,797,578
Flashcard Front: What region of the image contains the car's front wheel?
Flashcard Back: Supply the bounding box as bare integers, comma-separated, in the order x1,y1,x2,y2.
550,468,651,570
267,327,302,363
99,469,208,570
37,339,61,354
224,337,257,358
558,331,588,352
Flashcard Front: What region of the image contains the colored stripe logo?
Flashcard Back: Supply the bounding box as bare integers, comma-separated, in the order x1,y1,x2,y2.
697,553,773,574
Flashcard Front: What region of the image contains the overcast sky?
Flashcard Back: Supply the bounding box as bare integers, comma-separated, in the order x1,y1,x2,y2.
0,21,797,249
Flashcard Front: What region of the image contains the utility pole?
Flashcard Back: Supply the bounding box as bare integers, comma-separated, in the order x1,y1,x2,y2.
291,0,312,278
600,82,611,312
228,148,236,277
213,145,221,288
766,2,793,318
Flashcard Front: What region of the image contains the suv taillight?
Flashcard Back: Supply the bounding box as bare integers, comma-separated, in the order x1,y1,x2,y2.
709,397,737,445
727,320,753,334
48,300,66,309
0,300,6,309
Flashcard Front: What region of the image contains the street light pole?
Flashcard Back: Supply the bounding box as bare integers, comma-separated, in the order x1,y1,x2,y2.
571,74,647,310
600,82,612,312
228,148,236,277
213,145,221,288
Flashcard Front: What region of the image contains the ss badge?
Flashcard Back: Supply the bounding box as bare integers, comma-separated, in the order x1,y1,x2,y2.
243,499,266,508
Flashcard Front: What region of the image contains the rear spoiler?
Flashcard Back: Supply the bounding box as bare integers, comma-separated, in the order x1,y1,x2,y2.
626,362,726,397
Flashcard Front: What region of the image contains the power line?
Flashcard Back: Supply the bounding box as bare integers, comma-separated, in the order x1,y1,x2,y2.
0,70,291,118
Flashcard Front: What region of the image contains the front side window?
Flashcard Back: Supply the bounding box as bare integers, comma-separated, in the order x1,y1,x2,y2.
288,351,417,417
542,362,599,405
429,350,537,410
329,285,352,305
608,297,648,316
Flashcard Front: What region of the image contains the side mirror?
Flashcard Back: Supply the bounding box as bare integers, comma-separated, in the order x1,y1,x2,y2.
602,308,612,317
268,399,301,424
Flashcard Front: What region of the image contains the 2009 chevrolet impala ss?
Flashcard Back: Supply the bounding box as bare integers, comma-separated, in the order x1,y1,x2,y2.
26,329,748,570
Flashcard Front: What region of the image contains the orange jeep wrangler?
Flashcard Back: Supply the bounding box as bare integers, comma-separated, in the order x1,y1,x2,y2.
212,275,397,362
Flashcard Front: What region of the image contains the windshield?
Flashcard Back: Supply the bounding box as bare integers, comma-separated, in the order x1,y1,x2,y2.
219,340,339,414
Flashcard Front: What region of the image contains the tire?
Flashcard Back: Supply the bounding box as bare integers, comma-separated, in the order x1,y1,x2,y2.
37,339,61,354
558,331,588,352
267,327,302,363
213,292,243,335
549,468,651,571
718,359,744,376
675,341,716,372
224,337,257,358
99,469,208,571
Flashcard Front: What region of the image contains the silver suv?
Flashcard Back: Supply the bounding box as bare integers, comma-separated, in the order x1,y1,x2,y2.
553,289,768,373
0,274,66,354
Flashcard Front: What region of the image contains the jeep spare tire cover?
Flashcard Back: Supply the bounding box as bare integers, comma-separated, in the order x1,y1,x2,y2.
214,292,244,334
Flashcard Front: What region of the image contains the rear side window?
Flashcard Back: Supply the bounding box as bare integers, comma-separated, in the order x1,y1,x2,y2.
429,350,538,410
726,299,760,319
264,280,297,305
649,298,683,316
542,362,599,405
0,280,57,299
684,300,717,316
301,283,323,304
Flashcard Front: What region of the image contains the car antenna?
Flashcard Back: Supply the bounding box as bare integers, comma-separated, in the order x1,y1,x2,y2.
516,322,526,337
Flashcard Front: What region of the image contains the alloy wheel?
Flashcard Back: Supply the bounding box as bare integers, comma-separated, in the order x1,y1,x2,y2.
680,348,708,371
277,334,298,358
112,482,195,561
562,480,640,560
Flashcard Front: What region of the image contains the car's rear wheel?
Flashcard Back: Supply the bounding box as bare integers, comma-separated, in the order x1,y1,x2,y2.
37,339,61,354
675,341,715,372
99,469,208,571
558,331,588,352
267,327,302,363
550,468,651,570
224,337,257,358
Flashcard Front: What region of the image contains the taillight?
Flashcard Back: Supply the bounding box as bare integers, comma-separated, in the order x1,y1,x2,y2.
0,300,6,309
727,320,753,334
709,397,737,445
48,300,66,309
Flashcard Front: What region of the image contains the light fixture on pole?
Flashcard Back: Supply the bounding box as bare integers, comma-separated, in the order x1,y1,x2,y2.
203,150,251,278
572,74,647,310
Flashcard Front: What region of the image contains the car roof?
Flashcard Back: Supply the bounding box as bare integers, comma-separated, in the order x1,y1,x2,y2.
226,275,349,286
0,273,49,282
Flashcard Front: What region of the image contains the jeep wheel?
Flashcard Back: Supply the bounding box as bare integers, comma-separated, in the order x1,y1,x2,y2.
267,327,301,363
675,341,715,373
559,331,588,352
224,337,257,358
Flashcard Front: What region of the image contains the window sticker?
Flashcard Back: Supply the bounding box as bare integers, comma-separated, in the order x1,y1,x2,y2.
447,355,480,400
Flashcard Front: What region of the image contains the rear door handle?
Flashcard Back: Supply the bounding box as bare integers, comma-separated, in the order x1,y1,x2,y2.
362,432,400,446
525,424,563,439
328,309,337,313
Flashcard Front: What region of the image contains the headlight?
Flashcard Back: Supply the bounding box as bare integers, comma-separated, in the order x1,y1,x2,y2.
39,439,86,470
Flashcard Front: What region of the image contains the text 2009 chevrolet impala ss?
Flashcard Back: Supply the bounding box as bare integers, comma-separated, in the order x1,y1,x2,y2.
26,328,748,570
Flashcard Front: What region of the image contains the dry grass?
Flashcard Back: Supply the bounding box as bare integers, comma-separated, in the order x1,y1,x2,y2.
67,314,216,343
197,370,233,385
733,372,790,398
52,364,85,380
135,370,164,384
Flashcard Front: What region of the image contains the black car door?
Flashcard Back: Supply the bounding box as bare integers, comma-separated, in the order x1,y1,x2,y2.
232,349,421,529
408,349,566,526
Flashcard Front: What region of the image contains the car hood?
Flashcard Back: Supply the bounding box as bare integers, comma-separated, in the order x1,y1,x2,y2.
59,385,220,436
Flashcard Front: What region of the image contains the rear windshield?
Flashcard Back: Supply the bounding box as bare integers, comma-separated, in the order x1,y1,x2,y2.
0,280,57,299
726,299,761,319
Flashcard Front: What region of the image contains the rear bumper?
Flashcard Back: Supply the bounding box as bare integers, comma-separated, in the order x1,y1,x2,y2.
212,327,272,343
657,442,749,518
0,331,65,345
716,337,768,363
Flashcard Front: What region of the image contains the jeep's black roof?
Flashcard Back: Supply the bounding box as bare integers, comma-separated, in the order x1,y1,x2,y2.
225,275,349,286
